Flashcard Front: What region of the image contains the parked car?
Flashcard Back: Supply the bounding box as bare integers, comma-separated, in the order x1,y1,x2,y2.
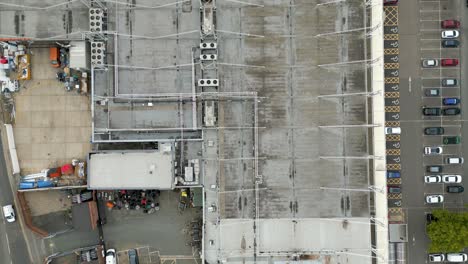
443,98,460,105
387,186,401,193
425,175,442,183
443,136,460,144
424,146,443,155
425,89,440,97
106,249,116,264
427,165,442,173
446,157,464,164
442,107,461,115
423,107,441,116
447,185,464,193
385,127,401,134
442,40,460,48
441,30,460,38
383,0,398,5
441,59,459,66
424,127,444,135
429,253,445,262
447,253,468,262
426,195,444,204
442,175,462,183
422,59,438,67
441,19,460,28
442,78,457,87
128,249,139,264
387,171,401,178
2,205,15,223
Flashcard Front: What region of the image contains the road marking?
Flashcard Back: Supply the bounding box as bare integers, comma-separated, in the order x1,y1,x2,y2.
421,39,442,41
420,29,443,31
408,77,412,92
5,233,10,255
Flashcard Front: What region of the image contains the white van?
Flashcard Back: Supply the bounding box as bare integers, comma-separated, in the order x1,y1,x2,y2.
105,249,116,264
2,205,15,223
447,253,467,262
446,157,464,164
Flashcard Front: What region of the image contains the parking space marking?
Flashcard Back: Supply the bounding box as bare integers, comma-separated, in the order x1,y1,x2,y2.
384,48,399,55
385,121,400,127
384,63,399,69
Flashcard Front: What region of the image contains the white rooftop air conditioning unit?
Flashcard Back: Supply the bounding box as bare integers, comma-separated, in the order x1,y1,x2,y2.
89,8,104,32
197,79,219,87
90,42,106,66
200,42,217,50
200,54,217,61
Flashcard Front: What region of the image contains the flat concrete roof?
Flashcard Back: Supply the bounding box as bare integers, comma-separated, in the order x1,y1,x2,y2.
88,148,174,190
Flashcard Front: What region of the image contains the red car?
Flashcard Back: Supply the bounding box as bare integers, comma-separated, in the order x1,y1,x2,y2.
441,59,459,66
384,0,398,5
441,20,460,29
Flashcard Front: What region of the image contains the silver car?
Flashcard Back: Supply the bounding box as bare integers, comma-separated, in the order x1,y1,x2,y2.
422,59,438,67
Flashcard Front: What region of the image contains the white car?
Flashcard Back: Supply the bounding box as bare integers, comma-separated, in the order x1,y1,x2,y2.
446,157,464,164
105,249,116,264
425,146,443,155
429,253,445,262
441,30,459,39
425,175,442,183
385,127,401,135
442,175,462,183
2,205,15,223
426,195,444,204
422,59,439,67
447,253,467,262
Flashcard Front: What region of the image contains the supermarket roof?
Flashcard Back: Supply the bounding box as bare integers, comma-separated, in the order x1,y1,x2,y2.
88,145,174,190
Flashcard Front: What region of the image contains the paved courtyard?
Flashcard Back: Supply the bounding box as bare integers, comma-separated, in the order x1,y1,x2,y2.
13,48,91,175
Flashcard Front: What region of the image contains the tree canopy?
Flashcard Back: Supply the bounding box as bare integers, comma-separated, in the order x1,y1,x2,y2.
427,209,468,253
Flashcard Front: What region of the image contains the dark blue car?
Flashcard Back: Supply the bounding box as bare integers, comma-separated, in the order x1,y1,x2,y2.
387,171,401,178
443,98,460,105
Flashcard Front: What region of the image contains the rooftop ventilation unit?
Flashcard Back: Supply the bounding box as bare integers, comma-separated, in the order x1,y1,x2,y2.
90,42,106,66
200,54,217,61
200,42,217,50
89,8,104,32
198,79,219,87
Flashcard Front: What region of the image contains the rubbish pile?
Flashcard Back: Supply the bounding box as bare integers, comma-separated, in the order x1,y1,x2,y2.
19,159,87,190
51,44,89,94
98,190,160,214
0,42,29,93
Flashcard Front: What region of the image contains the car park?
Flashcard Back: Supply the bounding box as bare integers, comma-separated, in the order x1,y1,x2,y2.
441,19,460,28
425,89,440,97
387,171,401,178
441,59,459,66
429,253,445,262
442,107,461,115
441,30,459,38
385,127,401,134
2,205,15,223
442,98,460,105
423,107,441,116
442,175,462,183
442,40,460,48
446,157,464,164
424,146,443,155
424,127,444,135
422,59,438,67
447,253,468,262
443,136,460,144
426,195,444,204
105,249,116,264
427,165,442,173
425,175,442,183
442,78,457,87
447,185,464,193
387,186,401,193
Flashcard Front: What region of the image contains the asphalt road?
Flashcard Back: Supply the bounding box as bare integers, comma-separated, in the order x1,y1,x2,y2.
0,138,30,263
399,0,468,263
